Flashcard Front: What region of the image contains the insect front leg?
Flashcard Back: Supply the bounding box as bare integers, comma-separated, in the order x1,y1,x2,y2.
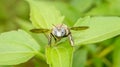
51,33,57,43
68,33,74,46
48,33,52,46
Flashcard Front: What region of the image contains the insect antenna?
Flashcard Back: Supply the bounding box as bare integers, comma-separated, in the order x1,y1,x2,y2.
60,23,63,27
52,24,57,28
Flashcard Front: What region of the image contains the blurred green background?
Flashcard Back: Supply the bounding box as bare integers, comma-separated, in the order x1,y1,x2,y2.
0,0,29,33
0,0,120,67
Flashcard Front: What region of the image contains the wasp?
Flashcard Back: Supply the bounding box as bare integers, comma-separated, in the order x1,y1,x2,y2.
30,24,89,46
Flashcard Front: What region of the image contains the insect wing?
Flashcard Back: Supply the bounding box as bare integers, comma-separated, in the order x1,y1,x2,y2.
70,26,89,31
30,29,50,33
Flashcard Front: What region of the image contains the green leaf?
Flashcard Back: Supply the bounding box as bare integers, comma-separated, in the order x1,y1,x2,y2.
0,30,40,65
72,48,88,67
27,0,64,29
46,42,73,67
15,18,34,31
113,37,120,67
72,16,120,45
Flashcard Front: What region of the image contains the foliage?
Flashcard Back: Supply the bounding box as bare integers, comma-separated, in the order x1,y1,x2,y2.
0,0,120,67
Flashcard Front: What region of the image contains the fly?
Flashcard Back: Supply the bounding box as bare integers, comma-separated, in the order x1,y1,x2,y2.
30,24,89,46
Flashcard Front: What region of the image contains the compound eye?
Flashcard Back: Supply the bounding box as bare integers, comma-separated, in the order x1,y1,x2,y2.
61,28,65,36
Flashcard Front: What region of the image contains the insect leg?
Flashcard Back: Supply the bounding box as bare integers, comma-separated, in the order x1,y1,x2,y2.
48,33,52,46
51,33,57,43
68,33,74,46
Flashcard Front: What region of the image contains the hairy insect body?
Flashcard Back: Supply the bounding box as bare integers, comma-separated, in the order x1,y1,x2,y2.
50,24,74,46
52,24,69,37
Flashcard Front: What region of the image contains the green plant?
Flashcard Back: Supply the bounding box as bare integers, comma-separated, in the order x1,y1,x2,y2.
0,0,120,67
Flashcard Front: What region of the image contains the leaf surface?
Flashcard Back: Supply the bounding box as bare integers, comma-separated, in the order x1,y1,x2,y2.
27,0,64,29
72,16,120,45
0,30,40,65
46,42,73,67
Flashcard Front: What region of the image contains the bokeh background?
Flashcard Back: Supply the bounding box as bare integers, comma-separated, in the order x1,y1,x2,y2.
0,0,120,67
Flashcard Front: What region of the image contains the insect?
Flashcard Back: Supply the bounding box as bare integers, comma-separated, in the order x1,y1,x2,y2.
30,24,89,46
